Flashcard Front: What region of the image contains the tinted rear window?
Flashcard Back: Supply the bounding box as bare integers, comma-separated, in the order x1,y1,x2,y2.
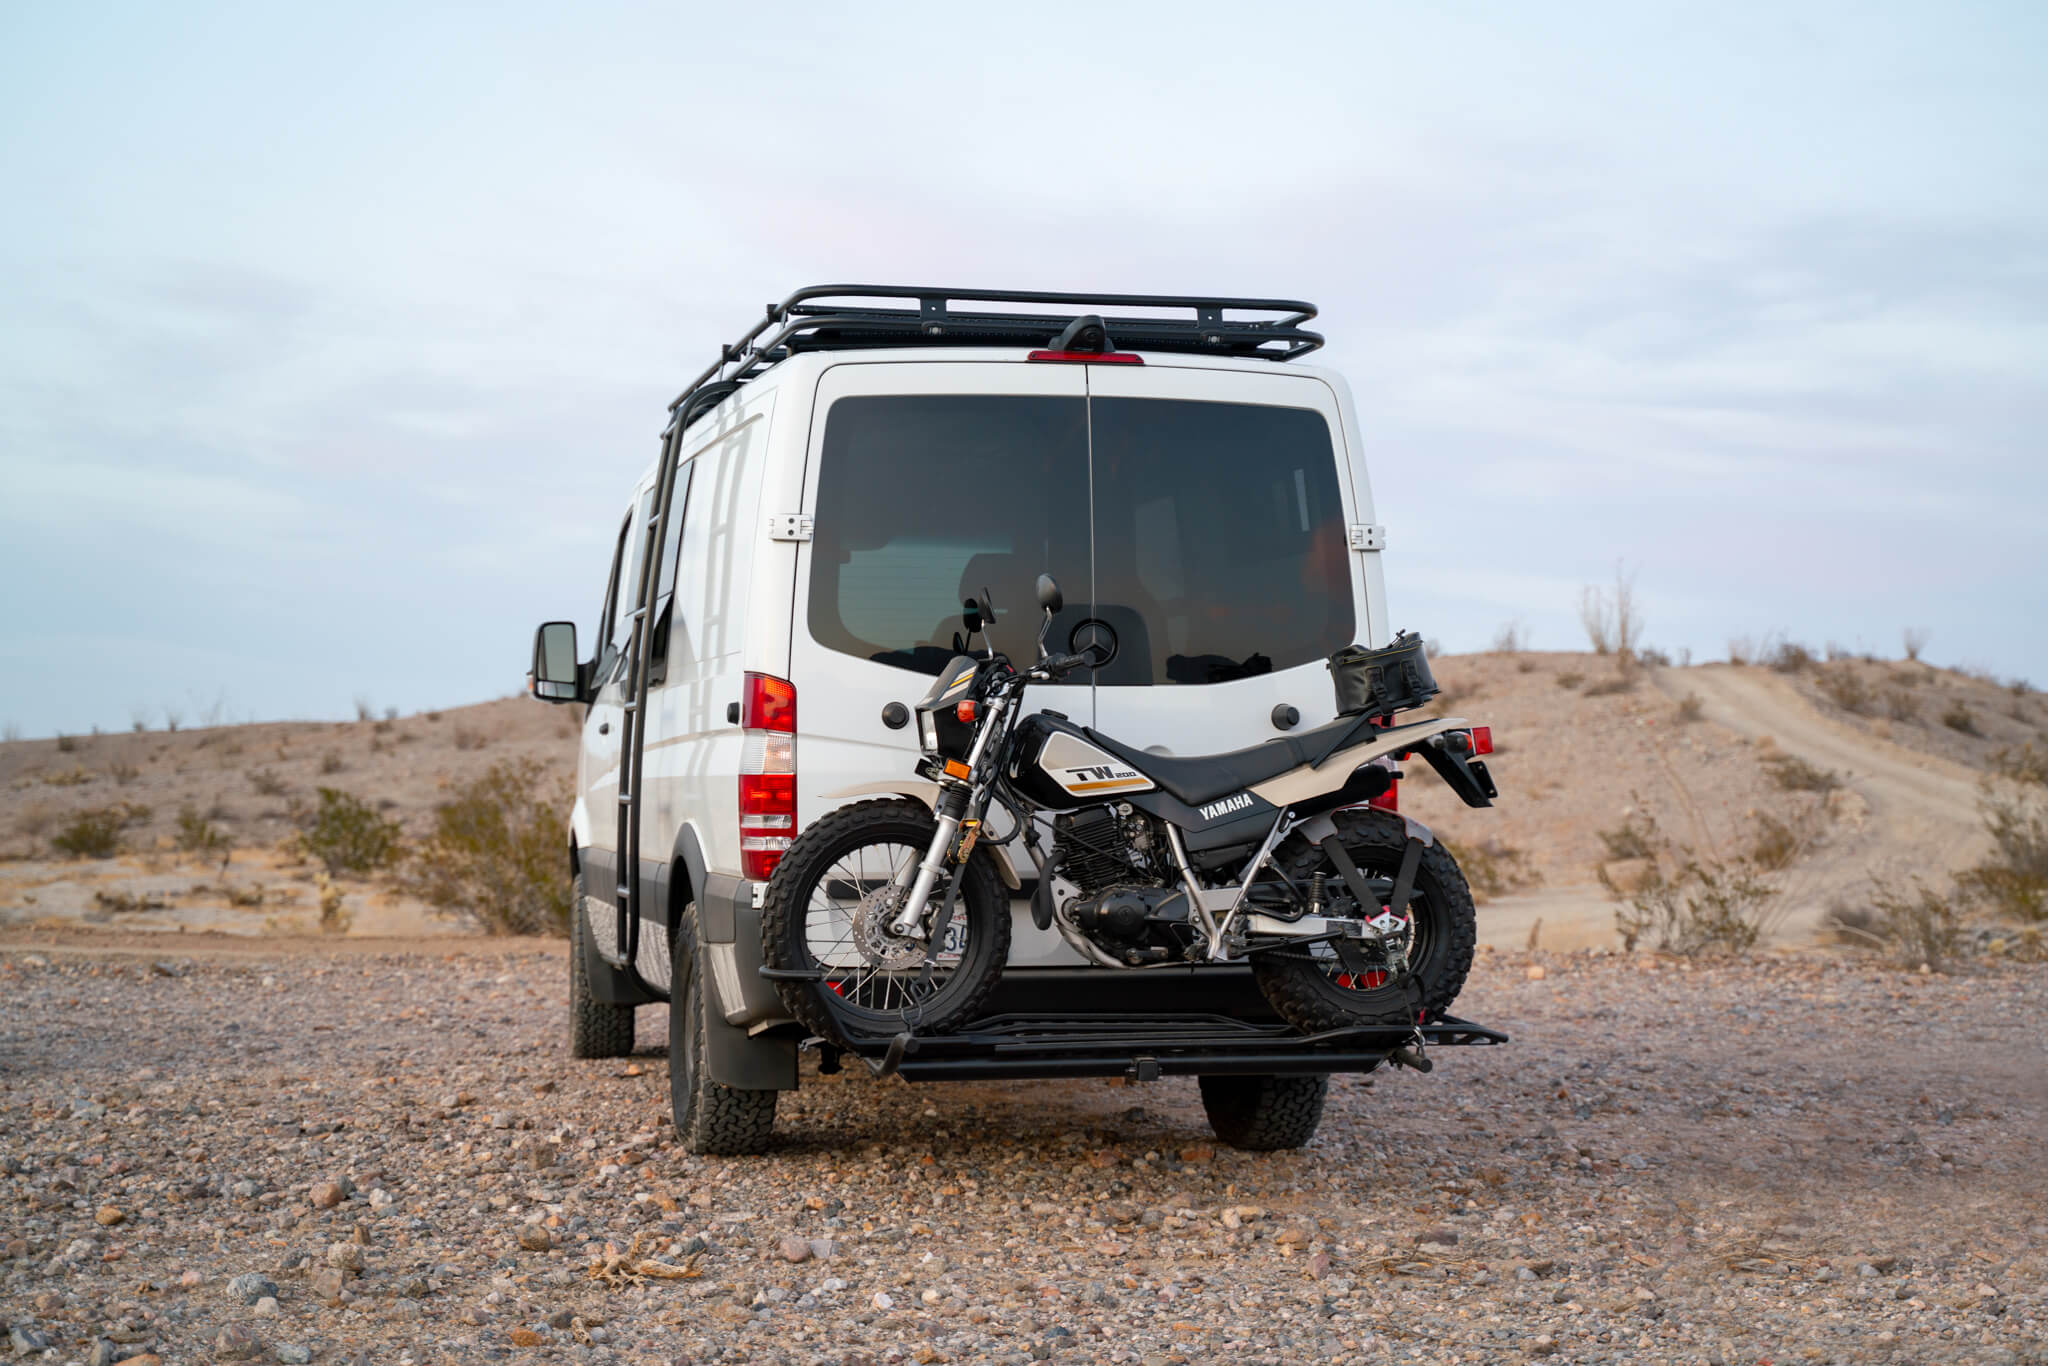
1090,397,1352,685
807,392,1353,684
807,395,1091,676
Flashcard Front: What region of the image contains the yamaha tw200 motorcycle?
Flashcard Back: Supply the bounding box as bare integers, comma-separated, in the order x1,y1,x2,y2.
762,575,1499,1042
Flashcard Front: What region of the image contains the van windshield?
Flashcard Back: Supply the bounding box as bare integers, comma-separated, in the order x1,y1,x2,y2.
807,393,1353,683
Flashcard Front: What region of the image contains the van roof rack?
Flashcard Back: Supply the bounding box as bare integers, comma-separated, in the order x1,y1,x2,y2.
666,285,1322,419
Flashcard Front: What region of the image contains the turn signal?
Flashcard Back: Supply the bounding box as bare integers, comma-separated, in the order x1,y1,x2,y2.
956,699,977,723
739,672,797,879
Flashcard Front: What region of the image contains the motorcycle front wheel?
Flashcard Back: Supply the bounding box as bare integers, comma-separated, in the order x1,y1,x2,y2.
1251,808,1476,1032
760,798,1010,1042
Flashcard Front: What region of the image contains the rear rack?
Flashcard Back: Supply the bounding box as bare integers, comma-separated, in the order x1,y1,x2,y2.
826,1010,1507,1083
663,285,1323,422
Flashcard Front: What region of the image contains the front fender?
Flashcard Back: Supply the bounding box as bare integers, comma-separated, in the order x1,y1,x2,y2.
819,780,1025,891
569,793,593,851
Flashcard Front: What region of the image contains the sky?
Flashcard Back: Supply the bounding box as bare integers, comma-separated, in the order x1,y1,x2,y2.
2,1,2044,736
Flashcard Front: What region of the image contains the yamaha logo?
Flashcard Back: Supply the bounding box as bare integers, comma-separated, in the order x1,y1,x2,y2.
1199,792,1255,822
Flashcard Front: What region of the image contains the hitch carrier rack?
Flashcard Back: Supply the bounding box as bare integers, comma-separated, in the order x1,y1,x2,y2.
819,1009,1508,1084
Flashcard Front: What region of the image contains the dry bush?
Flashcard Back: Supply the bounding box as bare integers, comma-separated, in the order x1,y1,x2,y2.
52,808,128,859
56,733,78,753
320,750,345,775
425,710,442,722
1578,562,1643,661
1769,640,1816,673
1492,622,1524,653
410,759,572,935
1582,674,1635,697
1727,637,1754,666
176,805,231,860
1815,667,1873,715
1515,658,1538,674
1941,701,1979,735
1675,693,1705,724
1882,686,1919,723
1763,752,1841,794
1992,743,2048,787
354,695,375,723
1598,806,1660,862
250,767,289,797
1616,859,1784,955
1555,671,1584,690
1636,646,1672,668
106,757,139,785
1827,879,1966,970
452,726,488,752
1903,627,1930,661
1956,783,2048,925
297,788,402,876
1748,802,1827,872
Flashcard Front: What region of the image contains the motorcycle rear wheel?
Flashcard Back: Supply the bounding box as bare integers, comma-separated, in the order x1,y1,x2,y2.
1251,808,1476,1032
760,798,1009,1042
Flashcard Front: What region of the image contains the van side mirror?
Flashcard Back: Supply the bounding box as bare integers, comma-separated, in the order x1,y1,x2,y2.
531,621,581,703
1035,573,1063,616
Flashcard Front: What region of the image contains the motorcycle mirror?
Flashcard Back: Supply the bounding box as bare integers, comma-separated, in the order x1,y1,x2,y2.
961,598,982,635
1035,573,1063,616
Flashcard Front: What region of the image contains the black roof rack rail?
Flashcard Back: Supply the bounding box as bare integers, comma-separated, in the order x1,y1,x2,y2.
663,285,1322,422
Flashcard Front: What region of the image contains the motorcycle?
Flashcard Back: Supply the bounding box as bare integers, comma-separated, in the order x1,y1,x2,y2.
761,574,1499,1041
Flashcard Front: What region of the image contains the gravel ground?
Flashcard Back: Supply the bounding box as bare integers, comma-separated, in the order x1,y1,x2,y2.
3,935,2044,1366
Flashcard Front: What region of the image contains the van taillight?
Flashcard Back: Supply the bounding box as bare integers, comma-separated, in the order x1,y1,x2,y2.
740,672,796,880
1025,349,1144,364
1369,779,1399,814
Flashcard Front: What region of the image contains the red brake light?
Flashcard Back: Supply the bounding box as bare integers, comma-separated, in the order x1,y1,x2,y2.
1369,779,1399,813
1470,726,1493,756
743,672,796,733
740,673,797,879
1026,350,1144,364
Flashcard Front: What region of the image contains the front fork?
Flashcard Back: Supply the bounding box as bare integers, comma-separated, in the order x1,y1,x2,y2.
887,695,1007,938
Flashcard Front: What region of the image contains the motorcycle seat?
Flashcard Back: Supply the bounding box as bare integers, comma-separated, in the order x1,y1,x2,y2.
1082,714,1373,808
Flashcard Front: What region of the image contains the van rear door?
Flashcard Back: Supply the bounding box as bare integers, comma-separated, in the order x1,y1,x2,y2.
1082,364,1366,765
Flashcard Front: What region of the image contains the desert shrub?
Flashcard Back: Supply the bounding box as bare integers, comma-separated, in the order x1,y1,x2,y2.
1956,784,2048,924
1882,687,1919,723
411,759,572,935
1579,562,1642,660
1491,622,1523,653
452,726,488,752
176,805,231,859
53,808,127,859
1902,627,1930,662
1636,646,1672,668
1727,637,1754,666
1582,674,1635,697
1763,752,1841,794
298,788,402,876
1748,802,1826,872
1768,640,1816,673
425,710,442,722
1598,806,1660,862
354,695,375,723
1815,667,1873,715
250,767,289,797
1615,859,1782,955
106,757,139,785
1555,671,1584,690
320,750,345,775
1675,693,1705,724
1827,879,1966,970
56,733,78,753
1516,658,1538,673
1442,836,1541,902
1991,743,2048,787
1941,702,1979,735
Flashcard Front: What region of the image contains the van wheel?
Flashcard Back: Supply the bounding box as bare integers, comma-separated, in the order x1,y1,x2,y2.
1198,1073,1330,1151
761,798,1009,1042
669,901,777,1155
569,870,635,1059
1251,808,1476,1033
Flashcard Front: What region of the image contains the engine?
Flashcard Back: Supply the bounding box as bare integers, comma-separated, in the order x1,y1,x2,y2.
1049,807,1191,964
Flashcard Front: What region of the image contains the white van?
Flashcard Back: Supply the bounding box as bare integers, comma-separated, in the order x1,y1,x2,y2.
529,288,1502,1154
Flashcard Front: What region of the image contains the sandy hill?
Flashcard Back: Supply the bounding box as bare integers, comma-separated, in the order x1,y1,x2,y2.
2,653,2036,944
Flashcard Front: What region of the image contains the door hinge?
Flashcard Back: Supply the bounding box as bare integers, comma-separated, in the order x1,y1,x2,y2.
1348,523,1386,551
768,514,814,543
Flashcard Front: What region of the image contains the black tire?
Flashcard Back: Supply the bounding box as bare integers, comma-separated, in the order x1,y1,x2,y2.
569,869,635,1059
1251,808,1477,1033
1198,1073,1331,1151
669,900,777,1155
760,798,1010,1042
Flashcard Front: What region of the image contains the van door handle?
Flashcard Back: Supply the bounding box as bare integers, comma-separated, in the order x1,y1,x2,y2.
598,721,611,735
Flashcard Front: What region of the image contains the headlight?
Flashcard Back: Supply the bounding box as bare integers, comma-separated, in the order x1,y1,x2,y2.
918,711,939,752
